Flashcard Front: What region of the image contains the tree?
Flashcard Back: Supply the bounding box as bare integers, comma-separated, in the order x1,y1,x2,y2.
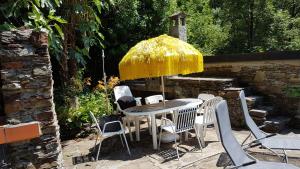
86,0,171,80
173,0,230,55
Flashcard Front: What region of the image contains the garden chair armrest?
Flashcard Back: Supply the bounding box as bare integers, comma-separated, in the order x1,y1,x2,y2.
161,117,174,126
103,120,123,133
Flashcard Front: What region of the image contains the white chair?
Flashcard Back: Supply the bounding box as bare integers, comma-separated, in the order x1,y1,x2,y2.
145,95,163,104
89,111,131,160
194,97,223,146
144,95,164,135
113,85,150,141
158,102,203,160
197,93,215,101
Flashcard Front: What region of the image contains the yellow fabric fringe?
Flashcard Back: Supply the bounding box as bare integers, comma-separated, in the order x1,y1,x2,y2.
119,34,204,80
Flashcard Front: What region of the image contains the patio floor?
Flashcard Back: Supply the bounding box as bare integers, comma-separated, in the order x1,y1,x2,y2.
62,121,300,169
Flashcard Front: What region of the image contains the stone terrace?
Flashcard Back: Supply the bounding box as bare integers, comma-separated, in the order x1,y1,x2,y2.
62,122,300,169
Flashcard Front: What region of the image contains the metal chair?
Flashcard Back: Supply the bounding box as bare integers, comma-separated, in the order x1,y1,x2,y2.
194,97,223,146
239,90,300,163
158,102,203,160
215,100,299,169
113,85,150,141
89,111,131,160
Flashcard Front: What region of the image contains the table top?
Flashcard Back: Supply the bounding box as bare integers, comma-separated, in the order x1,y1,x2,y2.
123,98,203,116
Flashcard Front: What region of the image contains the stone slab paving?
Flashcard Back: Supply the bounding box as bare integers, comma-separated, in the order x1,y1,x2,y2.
62,126,300,169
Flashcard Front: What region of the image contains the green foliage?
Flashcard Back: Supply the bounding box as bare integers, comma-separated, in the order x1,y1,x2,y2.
0,0,66,57
100,0,171,74
57,91,113,131
214,0,300,53
64,0,105,66
285,86,300,98
174,0,230,55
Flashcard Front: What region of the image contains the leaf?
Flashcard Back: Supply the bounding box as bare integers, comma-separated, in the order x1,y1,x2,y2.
48,15,67,23
34,0,41,7
0,23,15,31
92,0,102,14
54,23,64,40
54,0,61,7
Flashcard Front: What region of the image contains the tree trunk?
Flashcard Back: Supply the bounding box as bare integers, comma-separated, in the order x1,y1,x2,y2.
248,0,254,51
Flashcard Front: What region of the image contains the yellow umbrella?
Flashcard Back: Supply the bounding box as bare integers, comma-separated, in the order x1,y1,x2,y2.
119,34,204,102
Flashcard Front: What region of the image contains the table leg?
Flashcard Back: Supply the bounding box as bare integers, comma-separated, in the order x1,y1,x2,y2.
151,114,157,149
135,118,140,141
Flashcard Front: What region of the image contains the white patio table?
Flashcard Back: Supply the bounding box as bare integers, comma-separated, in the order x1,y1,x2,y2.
123,98,203,150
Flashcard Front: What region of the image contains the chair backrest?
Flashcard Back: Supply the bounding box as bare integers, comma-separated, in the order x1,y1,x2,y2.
89,111,102,135
174,102,200,133
215,100,255,166
239,91,266,140
198,93,215,101
200,97,223,125
113,85,133,101
145,95,163,104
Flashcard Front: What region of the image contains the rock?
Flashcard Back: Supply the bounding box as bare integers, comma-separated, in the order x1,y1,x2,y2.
33,66,49,76
262,116,291,133
2,82,21,90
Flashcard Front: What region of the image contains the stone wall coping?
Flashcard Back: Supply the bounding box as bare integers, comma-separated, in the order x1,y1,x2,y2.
168,76,235,82
205,51,300,63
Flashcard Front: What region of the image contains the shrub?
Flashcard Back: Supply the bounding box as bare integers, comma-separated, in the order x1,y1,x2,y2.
55,76,119,140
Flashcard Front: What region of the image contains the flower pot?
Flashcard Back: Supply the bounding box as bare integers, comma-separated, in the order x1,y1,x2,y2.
99,115,122,132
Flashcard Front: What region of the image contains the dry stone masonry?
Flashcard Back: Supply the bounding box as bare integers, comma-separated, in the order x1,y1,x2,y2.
0,30,63,168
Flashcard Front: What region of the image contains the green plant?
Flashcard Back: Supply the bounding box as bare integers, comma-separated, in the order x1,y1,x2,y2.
285,85,300,97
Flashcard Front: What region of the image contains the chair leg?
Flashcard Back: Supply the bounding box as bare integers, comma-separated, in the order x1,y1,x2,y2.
175,133,180,160
158,127,163,149
93,135,99,152
96,140,102,161
147,116,152,135
127,121,133,141
214,121,220,141
194,127,203,151
122,132,131,156
119,134,124,147
199,127,205,148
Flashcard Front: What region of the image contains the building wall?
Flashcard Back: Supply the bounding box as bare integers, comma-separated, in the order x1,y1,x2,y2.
0,30,63,168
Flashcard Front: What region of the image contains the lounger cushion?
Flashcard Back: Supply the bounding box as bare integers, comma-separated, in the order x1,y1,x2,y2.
261,136,300,150
241,161,299,169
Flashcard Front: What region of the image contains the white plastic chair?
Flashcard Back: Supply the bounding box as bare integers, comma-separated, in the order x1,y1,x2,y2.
145,95,163,104
197,93,215,101
113,85,150,141
89,111,131,160
158,102,203,160
194,97,223,146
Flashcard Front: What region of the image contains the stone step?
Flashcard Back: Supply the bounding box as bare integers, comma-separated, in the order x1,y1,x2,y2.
257,105,275,116
262,116,291,133
245,96,264,108
252,116,267,126
249,109,268,118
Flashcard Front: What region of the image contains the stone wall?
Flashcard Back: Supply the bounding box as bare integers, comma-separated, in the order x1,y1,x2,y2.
128,52,300,128
201,53,300,126
0,30,63,168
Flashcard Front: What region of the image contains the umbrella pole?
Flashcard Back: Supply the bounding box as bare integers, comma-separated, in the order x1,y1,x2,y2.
102,50,110,113
161,76,166,106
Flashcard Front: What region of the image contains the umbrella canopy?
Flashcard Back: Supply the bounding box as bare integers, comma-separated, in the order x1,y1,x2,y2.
119,34,203,80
